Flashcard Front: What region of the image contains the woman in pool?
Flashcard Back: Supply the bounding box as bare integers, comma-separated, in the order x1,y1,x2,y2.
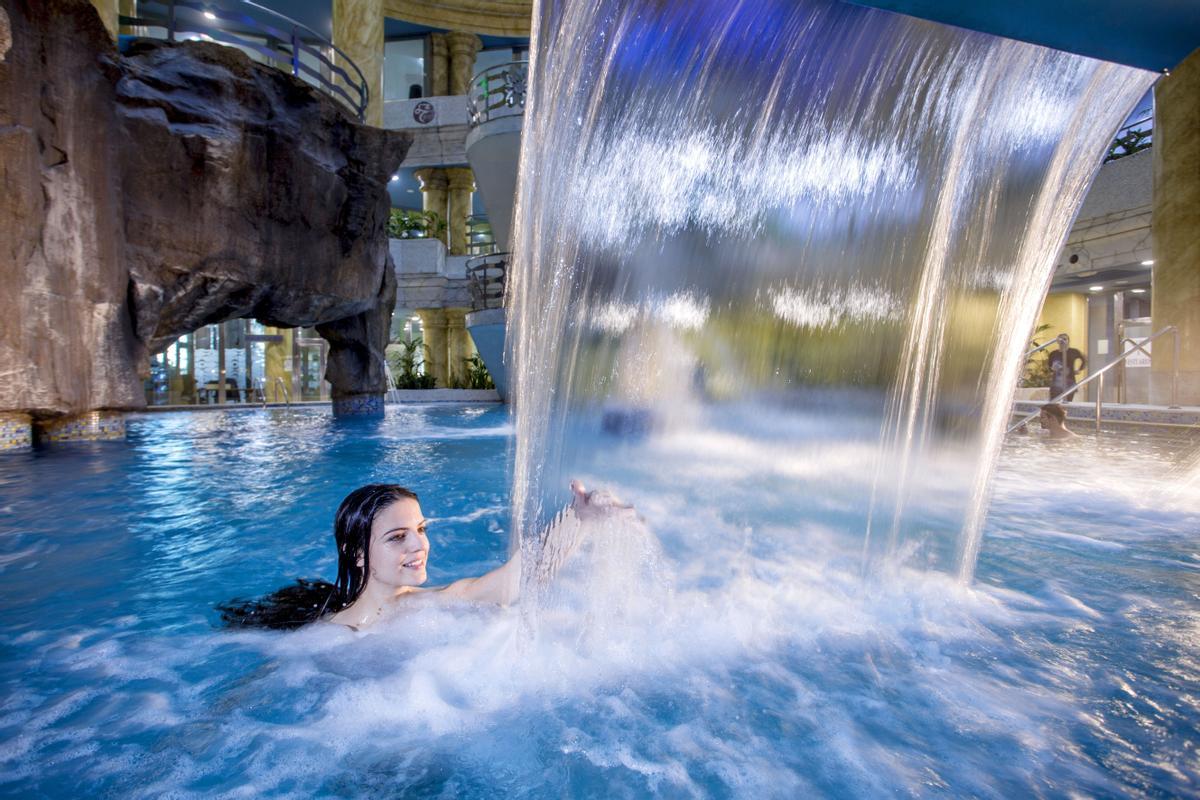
219,480,620,630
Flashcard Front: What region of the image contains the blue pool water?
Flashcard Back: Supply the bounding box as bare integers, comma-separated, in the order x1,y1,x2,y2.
1,404,1198,798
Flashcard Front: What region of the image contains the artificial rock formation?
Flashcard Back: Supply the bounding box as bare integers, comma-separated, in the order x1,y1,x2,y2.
0,0,410,418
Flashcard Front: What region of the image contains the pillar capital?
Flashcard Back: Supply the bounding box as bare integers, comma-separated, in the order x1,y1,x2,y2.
444,166,476,193
417,307,448,326
414,166,449,192
445,30,483,59
446,30,483,96
444,307,469,328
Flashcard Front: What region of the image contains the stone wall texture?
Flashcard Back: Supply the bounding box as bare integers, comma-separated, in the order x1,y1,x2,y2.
0,0,411,416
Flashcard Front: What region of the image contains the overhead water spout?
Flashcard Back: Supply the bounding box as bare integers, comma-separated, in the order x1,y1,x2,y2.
508,0,1154,592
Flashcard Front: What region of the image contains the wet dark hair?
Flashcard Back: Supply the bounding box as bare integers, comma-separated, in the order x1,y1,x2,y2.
217,484,420,630
1040,403,1067,424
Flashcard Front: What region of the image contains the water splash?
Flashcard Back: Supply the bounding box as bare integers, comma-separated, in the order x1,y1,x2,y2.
508,0,1154,587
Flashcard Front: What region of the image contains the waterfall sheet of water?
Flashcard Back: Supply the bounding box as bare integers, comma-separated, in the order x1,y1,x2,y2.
507,0,1155,590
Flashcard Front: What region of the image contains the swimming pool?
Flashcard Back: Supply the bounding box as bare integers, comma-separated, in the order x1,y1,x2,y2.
1,405,1198,797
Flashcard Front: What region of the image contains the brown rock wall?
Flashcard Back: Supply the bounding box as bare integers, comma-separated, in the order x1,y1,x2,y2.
0,0,409,415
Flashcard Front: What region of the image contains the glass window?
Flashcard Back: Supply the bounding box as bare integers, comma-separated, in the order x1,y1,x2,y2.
384,38,425,101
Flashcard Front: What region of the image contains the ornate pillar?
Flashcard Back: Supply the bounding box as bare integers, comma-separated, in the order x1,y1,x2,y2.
445,308,472,386
414,167,449,246
1151,47,1200,405
446,31,483,96
417,308,449,387
332,0,384,126
445,166,475,255
429,33,450,96
0,413,33,453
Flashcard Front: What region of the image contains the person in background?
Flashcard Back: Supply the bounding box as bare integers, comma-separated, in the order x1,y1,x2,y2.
1048,348,1087,401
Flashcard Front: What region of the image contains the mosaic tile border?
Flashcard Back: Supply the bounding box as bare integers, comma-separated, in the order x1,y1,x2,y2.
35,411,126,443
332,394,385,417
0,413,33,453
1013,401,1200,427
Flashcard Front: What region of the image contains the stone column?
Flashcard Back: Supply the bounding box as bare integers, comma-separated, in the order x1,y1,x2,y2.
445,307,473,387
1151,47,1200,406
0,413,33,453
88,0,118,39
446,31,483,96
445,166,475,256
429,33,450,97
332,0,384,126
264,327,295,402
414,167,449,246
417,308,449,387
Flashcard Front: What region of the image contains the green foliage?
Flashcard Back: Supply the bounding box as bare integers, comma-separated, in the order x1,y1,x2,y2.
461,353,495,390
1020,323,1054,387
388,208,447,240
389,338,437,390
1105,128,1152,162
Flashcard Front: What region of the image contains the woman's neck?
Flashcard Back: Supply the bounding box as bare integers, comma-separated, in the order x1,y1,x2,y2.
340,583,420,627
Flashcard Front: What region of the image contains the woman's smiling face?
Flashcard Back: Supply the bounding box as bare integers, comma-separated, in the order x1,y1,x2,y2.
366,497,429,590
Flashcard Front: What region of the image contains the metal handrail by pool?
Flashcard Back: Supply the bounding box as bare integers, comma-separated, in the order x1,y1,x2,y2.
1008,325,1180,432
1024,333,1069,361
466,253,508,311
468,62,528,126
121,0,369,121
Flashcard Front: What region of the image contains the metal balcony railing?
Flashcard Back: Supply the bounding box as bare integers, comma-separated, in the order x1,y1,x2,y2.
466,253,508,311
467,215,497,256
120,0,369,122
468,62,528,126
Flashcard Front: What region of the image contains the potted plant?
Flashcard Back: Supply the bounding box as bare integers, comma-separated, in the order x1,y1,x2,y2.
388,208,447,240
388,338,437,389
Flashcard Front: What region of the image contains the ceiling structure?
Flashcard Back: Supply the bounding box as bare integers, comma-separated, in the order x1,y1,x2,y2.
843,0,1200,72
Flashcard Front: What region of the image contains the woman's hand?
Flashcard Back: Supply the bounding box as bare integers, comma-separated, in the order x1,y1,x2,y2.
569,480,635,522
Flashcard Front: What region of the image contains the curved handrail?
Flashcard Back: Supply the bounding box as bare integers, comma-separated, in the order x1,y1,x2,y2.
467,215,497,256
466,252,508,310
122,0,369,121
468,62,528,126
1008,325,1180,433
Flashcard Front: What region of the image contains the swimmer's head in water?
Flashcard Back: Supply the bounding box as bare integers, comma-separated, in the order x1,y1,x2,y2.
334,484,422,607
1039,403,1067,426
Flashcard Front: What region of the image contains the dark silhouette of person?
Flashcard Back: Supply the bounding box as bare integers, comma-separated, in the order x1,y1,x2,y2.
1048,348,1086,401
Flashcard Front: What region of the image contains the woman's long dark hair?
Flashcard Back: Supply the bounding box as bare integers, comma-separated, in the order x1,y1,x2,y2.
218,484,419,629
